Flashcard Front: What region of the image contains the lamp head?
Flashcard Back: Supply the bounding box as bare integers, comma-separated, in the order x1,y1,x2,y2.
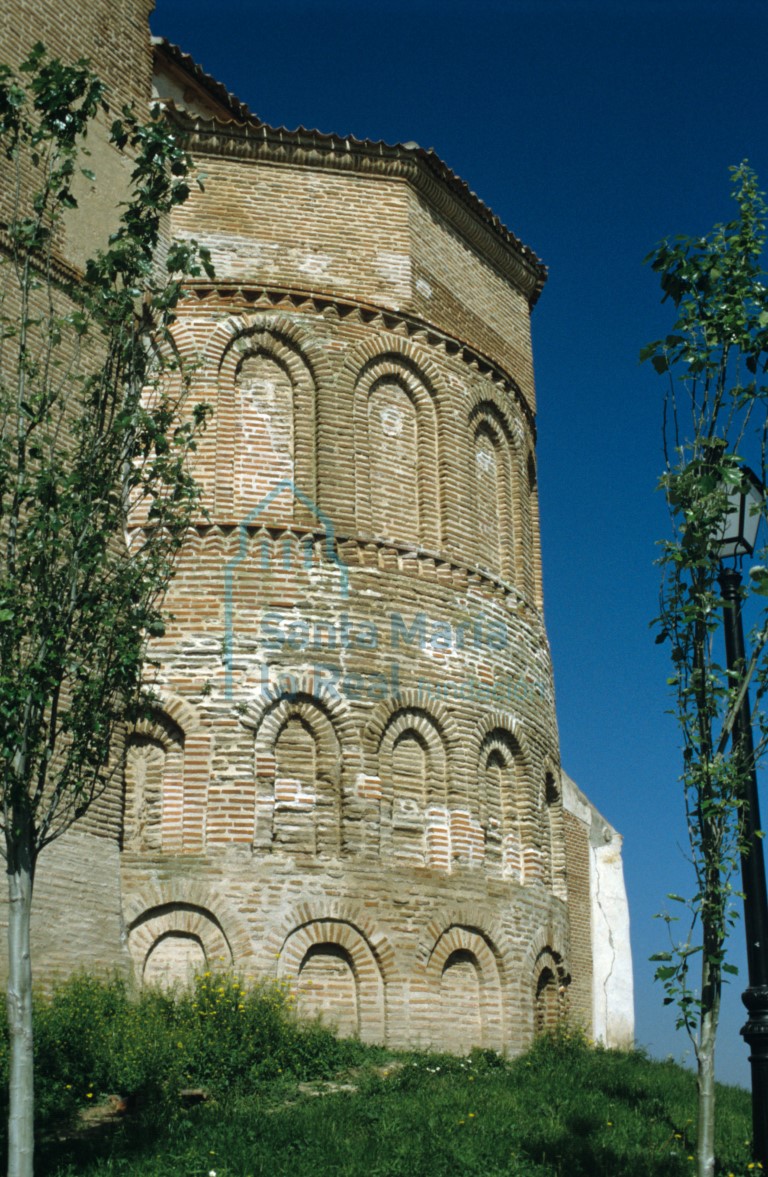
716,465,764,560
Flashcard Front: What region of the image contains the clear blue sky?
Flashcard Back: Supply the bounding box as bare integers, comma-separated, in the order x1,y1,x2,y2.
151,0,768,1086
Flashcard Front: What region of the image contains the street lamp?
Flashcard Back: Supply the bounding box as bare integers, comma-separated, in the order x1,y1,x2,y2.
717,465,768,1165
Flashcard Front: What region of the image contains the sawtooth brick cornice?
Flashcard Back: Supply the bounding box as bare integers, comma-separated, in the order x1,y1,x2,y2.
181,281,537,437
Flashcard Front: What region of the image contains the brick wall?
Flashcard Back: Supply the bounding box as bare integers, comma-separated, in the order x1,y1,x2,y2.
563,809,594,1029
0,0,153,118
0,2,158,981
112,96,580,1054
0,0,633,1055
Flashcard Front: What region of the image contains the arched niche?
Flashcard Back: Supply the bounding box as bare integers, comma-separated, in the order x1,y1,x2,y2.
526,448,542,607
533,949,569,1036
123,712,184,853
469,401,515,584
251,693,343,857
440,948,483,1054
278,918,387,1043
538,768,567,897
377,708,448,870
353,354,440,550
425,924,505,1052
213,318,318,524
296,943,359,1038
477,728,524,880
144,931,207,988
368,378,420,543
234,350,295,512
123,696,210,853
128,902,233,989
473,418,512,579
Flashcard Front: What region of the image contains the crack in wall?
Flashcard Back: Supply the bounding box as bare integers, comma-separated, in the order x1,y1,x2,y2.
591,830,617,1043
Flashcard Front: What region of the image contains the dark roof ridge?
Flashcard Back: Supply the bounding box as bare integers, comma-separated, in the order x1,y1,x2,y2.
152,37,261,125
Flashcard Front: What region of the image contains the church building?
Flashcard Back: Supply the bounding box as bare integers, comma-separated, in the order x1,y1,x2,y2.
0,0,633,1054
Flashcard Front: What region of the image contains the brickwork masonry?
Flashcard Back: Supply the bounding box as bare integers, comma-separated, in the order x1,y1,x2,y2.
0,5,634,1057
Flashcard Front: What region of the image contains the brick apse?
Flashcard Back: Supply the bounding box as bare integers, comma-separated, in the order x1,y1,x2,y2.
0,4,634,1054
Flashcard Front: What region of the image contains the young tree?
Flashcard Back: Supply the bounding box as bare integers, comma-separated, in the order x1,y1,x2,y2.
0,46,212,1177
644,163,768,1177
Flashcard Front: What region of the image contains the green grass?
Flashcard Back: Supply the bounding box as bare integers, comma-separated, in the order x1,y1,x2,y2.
0,976,755,1176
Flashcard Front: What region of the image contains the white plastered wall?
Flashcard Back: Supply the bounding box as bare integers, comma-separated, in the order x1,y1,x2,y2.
562,772,634,1049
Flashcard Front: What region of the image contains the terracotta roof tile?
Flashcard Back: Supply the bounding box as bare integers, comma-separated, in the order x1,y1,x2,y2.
152,37,261,125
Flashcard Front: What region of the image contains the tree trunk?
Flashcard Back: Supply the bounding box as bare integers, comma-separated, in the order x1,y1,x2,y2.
6,840,35,1177
697,962,719,1177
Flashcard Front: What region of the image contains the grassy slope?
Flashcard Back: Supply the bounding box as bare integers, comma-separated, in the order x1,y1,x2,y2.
42,1034,753,1177
0,976,750,1176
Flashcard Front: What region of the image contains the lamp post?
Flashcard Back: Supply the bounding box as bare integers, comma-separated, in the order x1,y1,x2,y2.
717,466,768,1164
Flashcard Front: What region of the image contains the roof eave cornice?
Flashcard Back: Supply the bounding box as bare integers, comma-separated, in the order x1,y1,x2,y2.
164,108,547,308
